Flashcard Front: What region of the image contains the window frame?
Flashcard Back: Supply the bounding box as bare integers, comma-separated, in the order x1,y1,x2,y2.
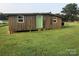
17,15,24,23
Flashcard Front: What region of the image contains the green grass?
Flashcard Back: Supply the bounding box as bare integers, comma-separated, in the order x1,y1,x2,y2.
0,22,79,56
0,20,8,27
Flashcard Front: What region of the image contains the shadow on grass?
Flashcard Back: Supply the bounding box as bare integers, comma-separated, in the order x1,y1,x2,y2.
12,25,76,34
62,25,75,29
16,30,37,32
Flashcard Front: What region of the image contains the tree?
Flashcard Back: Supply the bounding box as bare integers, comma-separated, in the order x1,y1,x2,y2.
0,12,7,20
61,3,79,21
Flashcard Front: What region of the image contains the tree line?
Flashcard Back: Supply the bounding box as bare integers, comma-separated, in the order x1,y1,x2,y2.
60,3,79,22
0,13,7,20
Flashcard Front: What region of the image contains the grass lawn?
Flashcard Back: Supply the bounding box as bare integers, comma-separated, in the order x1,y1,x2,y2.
0,22,79,56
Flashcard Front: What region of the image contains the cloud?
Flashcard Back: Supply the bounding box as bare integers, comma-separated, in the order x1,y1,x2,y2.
0,3,79,13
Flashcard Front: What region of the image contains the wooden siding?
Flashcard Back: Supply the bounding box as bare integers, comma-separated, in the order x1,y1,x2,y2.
8,16,14,33
43,15,52,29
25,16,36,30
52,17,62,29
8,15,36,32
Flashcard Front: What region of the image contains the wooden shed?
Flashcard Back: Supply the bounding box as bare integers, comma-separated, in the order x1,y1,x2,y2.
7,13,62,33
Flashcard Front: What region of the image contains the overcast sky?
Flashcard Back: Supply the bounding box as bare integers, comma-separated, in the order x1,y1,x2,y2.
0,3,79,13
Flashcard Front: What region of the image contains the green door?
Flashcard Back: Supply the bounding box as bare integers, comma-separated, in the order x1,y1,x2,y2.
36,15,43,29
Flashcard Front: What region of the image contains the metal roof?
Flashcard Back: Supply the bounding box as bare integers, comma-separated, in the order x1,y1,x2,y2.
4,12,62,18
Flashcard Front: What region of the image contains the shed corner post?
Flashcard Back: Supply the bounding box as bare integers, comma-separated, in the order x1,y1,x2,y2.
9,30,14,34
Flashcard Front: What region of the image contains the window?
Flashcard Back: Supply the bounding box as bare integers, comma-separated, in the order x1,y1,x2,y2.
17,15,24,23
52,17,57,23
53,20,56,22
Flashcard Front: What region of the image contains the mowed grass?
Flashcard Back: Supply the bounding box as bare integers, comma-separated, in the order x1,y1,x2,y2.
0,22,79,56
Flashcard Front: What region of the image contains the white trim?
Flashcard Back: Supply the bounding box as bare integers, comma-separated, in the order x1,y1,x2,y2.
52,17,57,23
17,15,24,23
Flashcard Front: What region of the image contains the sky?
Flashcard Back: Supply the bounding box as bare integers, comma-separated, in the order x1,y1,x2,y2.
0,3,79,14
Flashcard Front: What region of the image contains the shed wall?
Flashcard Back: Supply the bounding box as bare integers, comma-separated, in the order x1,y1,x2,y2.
8,15,36,32
25,16,36,30
52,17,62,29
43,15,52,29
8,14,62,33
